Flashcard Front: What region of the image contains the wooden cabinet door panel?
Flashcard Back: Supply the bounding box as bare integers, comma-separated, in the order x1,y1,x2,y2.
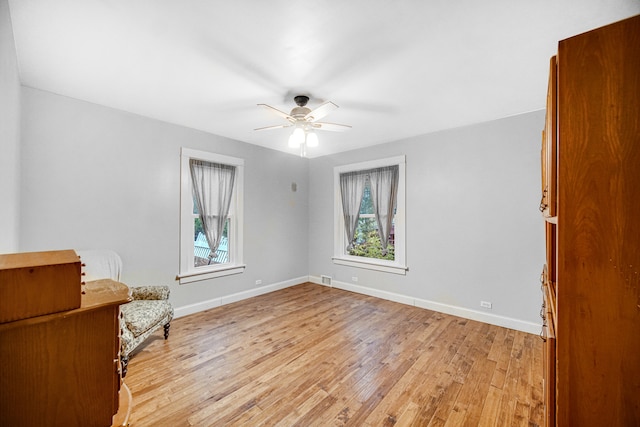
0,307,117,426
556,15,640,427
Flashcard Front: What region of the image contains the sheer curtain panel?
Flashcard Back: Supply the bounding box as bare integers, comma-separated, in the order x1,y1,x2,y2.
368,165,399,256
189,160,236,262
339,171,367,251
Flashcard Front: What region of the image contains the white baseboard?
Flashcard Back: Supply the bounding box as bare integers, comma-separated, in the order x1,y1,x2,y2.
173,275,309,319
309,275,541,335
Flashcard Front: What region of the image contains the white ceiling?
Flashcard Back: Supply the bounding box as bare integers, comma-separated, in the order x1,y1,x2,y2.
8,1,640,158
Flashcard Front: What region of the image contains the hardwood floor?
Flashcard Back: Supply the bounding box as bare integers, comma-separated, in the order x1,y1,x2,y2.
124,283,543,426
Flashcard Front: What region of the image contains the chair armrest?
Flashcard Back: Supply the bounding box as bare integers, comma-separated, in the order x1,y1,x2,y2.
131,285,170,300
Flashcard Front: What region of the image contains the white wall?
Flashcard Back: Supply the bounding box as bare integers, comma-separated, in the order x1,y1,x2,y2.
17,84,546,329
15,83,545,331
19,87,309,310
308,111,546,331
0,0,21,253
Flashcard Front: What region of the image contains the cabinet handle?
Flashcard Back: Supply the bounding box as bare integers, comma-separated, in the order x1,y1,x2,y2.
539,188,548,212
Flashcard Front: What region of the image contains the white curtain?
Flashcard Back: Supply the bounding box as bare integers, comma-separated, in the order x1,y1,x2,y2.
340,171,367,251
189,160,236,262
368,165,399,256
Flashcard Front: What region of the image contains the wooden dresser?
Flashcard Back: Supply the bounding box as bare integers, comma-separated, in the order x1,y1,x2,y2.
0,251,131,427
540,15,640,427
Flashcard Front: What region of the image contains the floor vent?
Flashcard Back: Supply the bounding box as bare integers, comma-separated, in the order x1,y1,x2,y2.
321,275,332,286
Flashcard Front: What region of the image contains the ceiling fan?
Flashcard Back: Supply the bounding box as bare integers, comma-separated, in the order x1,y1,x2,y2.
255,95,351,154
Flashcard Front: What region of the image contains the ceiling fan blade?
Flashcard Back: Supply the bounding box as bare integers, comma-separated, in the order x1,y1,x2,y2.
312,122,352,132
258,104,295,122
305,101,338,122
254,124,292,131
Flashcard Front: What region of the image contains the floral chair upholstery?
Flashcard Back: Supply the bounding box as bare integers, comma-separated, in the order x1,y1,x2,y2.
77,250,174,377
119,285,173,376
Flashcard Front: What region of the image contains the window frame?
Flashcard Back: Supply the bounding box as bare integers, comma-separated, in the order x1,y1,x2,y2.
178,147,245,284
333,155,407,275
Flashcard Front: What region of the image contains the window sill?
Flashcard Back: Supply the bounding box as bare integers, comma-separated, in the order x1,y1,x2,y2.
332,257,407,275
177,264,246,284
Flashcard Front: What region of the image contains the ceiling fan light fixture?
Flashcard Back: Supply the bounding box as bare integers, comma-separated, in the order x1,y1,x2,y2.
256,94,351,154
306,131,319,147
288,127,305,147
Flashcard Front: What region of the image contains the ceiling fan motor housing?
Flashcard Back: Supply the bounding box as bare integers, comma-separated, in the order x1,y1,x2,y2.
291,106,312,118
291,95,311,118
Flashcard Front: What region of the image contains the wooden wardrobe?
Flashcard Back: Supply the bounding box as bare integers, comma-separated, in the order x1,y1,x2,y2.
540,14,640,427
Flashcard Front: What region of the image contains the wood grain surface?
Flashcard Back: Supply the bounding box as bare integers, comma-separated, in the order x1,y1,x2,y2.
124,283,543,426
556,14,640,426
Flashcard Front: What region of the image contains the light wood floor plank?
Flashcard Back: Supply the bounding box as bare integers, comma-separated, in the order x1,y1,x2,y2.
124,283,543,426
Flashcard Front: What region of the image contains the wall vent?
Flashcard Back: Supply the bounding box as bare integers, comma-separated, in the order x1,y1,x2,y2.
321,275,332,286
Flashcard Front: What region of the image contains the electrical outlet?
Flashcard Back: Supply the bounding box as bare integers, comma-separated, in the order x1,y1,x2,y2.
480,301,492,309
255,279,262,285
351,276,358,282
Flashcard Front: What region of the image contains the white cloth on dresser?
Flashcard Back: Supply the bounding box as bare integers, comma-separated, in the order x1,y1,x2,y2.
76,249,123,282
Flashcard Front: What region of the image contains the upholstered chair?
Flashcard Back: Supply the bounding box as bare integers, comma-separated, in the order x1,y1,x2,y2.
77,250,174,377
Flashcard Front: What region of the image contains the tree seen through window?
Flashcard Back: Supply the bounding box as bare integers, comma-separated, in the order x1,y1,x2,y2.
348,184,395,260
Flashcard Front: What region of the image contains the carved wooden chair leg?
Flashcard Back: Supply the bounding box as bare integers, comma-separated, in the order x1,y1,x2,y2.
121,354,129,378
163,322,170,339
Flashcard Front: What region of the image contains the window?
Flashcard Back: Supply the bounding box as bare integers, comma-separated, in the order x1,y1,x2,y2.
179,148,244,283
333,156,407,275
